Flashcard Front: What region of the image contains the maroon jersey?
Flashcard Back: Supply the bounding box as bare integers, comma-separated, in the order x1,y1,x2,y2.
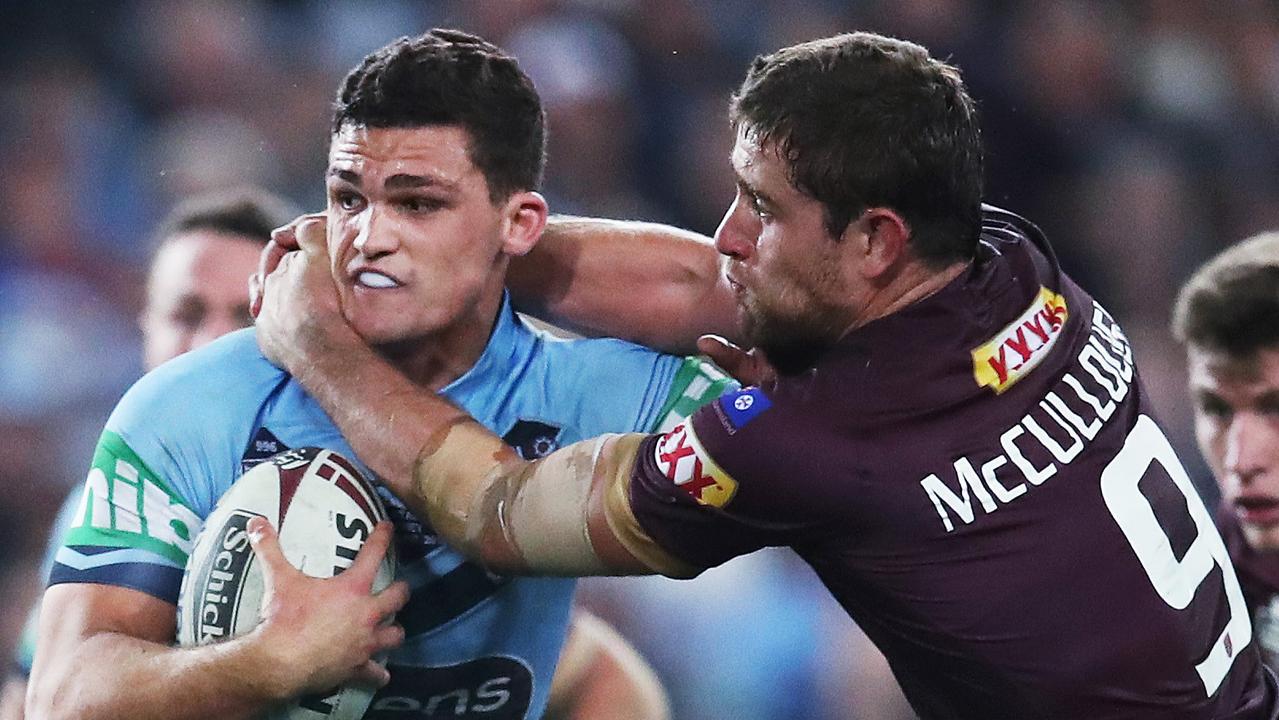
1221,510,1279,670
629,207,1278,718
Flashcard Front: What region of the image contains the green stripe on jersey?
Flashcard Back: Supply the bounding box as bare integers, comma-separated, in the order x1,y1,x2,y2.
62,430,201,566
651,357,734,432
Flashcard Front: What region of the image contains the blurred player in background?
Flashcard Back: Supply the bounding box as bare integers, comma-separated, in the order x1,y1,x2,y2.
27,29,713,720
1174,232,1279,669
255,31,1279,718
0,187,296,720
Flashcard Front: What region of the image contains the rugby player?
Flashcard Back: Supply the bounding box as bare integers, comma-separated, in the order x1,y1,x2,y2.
255,32,1279,718
1174,232,1279,669
0,187,294,720
27,31,714,720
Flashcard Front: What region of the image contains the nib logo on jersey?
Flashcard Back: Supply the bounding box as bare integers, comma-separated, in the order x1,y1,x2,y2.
971,287,1069,393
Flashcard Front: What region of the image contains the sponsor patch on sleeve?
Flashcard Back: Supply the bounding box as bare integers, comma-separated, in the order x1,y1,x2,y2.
653,421,738,508
61,430,202,567
971,286,1069,394
717,387,772,430
651,357,736,433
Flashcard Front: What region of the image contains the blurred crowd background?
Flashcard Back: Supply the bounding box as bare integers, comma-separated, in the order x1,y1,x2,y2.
2,1,1278,718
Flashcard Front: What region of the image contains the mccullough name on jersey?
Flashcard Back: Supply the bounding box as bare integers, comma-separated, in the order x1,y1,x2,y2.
921,301,1134,533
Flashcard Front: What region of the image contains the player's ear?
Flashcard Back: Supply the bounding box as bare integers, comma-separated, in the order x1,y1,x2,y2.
499,191,549,257
844,207,910,279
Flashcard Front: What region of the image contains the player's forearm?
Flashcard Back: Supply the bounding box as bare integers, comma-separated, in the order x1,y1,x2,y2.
508,216,740,354
27,632,282,720
289,337,473,502
413,423,691,578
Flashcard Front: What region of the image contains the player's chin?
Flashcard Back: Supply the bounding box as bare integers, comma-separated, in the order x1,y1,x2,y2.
347,314,413,347
1241,522,1279,554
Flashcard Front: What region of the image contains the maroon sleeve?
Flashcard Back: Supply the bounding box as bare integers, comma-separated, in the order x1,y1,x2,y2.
628,386,833,570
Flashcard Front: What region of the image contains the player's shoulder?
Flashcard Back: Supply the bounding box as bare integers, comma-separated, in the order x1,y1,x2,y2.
534,328,673,372
532,328,733,432
109,328,284,430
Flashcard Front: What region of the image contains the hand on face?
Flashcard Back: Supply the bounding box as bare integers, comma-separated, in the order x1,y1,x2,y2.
253,213,360,371
244,516,409,698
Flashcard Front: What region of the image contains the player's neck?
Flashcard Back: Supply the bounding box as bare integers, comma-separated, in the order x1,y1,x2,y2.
375,288,504,391
845,259,968,335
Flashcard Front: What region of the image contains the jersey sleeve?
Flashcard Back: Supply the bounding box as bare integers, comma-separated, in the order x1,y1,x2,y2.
48,332,276,602
645,355,737,432
48,363,228,603
49,426,204,602
548,336,736,436
627,386,832,571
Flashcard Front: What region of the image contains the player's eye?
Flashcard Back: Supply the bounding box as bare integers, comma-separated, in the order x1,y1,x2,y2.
1197,396,1232,420
399,196,445,214
332,189,364,212
1256,395,1279,418
170,302,206,331
746,193,772,222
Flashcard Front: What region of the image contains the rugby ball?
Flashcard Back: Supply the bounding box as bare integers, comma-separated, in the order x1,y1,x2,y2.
177,447,396,719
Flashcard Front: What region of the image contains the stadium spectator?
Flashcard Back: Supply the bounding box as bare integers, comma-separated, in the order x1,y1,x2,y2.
255,31,1277,718
1174,232,1279,669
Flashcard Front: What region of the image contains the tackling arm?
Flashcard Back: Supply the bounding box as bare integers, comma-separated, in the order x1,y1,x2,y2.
270,330,691,578
507,216,740,354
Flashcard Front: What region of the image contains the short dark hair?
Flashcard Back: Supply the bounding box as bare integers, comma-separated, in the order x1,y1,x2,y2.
153,187,298,250
332,29,546,203
1173,232,1279,357
730,32,984,267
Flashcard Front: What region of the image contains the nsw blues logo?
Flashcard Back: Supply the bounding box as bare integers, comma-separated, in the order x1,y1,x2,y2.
240,427,288,473
502,420,562,460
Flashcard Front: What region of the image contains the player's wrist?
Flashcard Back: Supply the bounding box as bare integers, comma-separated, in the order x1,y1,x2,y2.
232,623,308,703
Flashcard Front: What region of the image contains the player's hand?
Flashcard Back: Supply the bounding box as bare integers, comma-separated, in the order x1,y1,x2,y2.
254,213,359,370
248,220,300,320
244,517,409,700
696,334,777,387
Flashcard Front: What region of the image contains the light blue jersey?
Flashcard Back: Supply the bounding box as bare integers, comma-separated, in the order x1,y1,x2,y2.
49,297,731,719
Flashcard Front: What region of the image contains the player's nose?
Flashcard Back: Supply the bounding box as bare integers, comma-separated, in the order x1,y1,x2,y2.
1225,412,1273,487
714,197,758,261
352,206,399,257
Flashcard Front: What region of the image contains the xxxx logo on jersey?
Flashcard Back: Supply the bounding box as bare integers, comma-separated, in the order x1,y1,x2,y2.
653,421,737,508
971,286,1068,394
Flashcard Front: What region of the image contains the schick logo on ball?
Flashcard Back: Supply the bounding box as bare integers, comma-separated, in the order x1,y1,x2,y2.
190,510,258,643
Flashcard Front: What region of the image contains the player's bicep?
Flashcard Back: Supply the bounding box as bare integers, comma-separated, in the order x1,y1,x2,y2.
28,585,176,700
580,434,698,577
509,216,738,354
501,433,692,577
